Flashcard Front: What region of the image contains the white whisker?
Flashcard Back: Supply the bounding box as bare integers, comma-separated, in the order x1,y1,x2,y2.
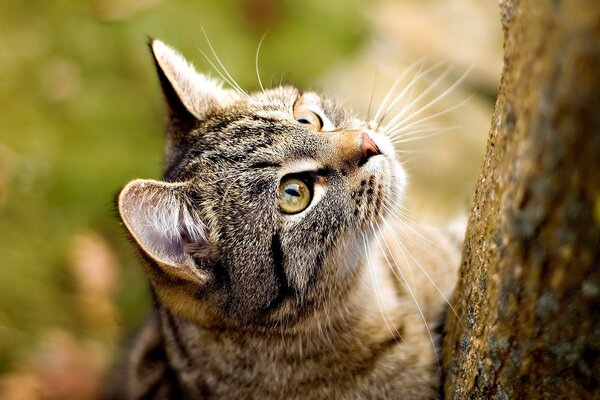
382,203,442,249
382,65,452,134
389,125,456,142
366,64,381,122
380,210,460,321
377,61,444,129
387,95,472,141
390,128,455,145
371,224,416,297
255,32,268,95
371,223,440,370
384,68,471,135
201,28,250,99
362,233,403,344
197,46,246,98
372,59,426,125
394,149,430,155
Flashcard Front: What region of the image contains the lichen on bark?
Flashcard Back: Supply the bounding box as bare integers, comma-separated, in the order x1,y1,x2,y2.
442,0,600,398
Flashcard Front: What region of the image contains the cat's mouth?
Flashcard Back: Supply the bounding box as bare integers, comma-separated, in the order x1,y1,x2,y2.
356,130,406,224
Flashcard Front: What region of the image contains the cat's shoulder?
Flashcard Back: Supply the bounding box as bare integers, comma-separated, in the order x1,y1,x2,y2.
103,312,184,400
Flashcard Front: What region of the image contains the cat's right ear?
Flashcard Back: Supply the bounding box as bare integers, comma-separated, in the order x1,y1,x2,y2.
117,179,211,285
149,39,236,121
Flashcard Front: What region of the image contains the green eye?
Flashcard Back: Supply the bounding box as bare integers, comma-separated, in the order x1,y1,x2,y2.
278,178,311,214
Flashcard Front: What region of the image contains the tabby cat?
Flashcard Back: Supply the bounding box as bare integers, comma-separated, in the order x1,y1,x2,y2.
105,39,461,399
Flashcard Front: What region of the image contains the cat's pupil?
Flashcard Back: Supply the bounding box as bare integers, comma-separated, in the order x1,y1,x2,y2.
285,188,300,197
296,118,311,124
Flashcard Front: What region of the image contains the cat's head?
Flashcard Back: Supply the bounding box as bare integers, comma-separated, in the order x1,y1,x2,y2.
117,40,407,328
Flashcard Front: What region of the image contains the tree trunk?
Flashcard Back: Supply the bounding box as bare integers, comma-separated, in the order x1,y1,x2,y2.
441,0,600,398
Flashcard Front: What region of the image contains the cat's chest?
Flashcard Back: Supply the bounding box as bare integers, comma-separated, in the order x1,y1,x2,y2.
160,314,436,400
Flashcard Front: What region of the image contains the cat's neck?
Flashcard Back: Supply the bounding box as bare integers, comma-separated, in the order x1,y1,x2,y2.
159,251,410,360
155,250,436,398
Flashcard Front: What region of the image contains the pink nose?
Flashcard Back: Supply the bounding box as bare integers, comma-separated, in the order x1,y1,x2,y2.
360,133,381,164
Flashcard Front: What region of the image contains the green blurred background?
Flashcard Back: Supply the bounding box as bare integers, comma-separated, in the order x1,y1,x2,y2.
0,0,501,398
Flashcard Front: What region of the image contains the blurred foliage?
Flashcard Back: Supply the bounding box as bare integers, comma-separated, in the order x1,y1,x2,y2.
0,0,369,375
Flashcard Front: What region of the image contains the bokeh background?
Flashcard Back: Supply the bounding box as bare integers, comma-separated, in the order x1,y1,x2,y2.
0,0,501,398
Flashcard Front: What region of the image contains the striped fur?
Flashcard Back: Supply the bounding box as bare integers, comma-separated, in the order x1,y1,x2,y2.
105,40,461,399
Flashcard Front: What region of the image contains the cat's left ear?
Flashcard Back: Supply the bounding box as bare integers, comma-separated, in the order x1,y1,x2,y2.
149,39,237,121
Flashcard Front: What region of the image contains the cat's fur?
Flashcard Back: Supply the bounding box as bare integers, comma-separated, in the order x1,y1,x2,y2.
105,39,461,399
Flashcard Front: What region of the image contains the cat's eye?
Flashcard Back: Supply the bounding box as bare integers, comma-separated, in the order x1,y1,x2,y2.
278,178,312,214
294,109,323,131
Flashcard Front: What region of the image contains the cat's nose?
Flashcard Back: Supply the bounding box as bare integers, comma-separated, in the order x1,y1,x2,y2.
360,132,381,165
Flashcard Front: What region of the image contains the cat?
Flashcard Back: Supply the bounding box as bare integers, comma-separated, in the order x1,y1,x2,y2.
104,39,461,400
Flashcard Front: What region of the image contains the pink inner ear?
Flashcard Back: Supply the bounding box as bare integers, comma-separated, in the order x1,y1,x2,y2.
120,180,207,266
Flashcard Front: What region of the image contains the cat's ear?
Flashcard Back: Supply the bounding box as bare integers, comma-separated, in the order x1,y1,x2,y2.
118,179,209,283
149,39,237,121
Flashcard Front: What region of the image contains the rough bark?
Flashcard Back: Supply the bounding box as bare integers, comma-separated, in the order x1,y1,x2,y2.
442,0,600,398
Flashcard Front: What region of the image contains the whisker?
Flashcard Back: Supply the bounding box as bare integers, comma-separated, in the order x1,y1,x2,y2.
268,74,275,90
390,128,455,145
384,197,456,235
371,223,440,370
372,58,428,126
197,46,247,98
384,197,421,220
388,123,438,136
372,66,411,125
362,233,403,344
384,68,471,135
371,224,416,297
383,65,452,134
388,201,460,234
255,32,268,95
382,204,442,249
377,61,443,130
366,63,381,123
387,95,473,139
201,28,250,99
394,149,430,155
389,125,456,142
379,212,460,321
